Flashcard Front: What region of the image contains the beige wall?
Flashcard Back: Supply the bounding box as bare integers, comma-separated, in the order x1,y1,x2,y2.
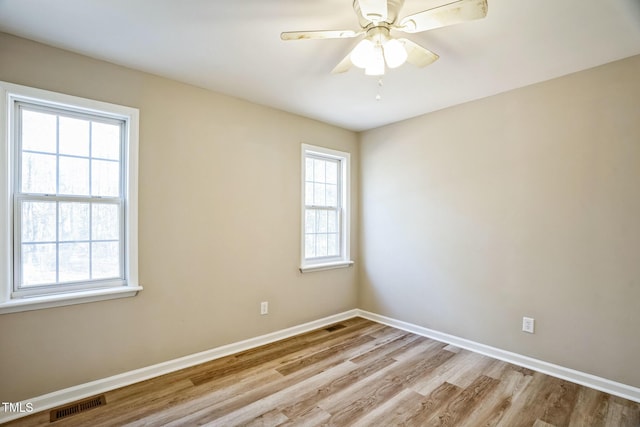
0,33,359,401
360,55,640,387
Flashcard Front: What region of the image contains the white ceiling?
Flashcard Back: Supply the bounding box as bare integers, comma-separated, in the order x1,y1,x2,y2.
1,0,639,131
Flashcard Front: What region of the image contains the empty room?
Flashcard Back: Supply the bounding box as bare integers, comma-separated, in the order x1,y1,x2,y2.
1,0,639,425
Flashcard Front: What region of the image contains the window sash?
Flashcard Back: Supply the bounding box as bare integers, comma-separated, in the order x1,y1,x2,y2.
305,154,342,209
13,195,125,296
304,206,342,260
15,101,125,197
11,100,127,297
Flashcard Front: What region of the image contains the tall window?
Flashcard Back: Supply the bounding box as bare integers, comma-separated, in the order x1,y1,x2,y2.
0,81,140,313
15,104,124,294
301,144,352,272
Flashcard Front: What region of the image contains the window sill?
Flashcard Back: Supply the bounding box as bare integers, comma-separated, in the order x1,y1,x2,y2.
300,260,354,273
0,286,143,314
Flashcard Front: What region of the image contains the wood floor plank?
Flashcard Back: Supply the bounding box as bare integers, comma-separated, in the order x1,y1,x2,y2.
394,382,463,427
90,366,285,426
198,362,358,427
413,349,491,397
605,400,640,427
355,382,462,427
89,379,195,426
150,323,394,426
422,374,500,426
275,334,375,376
385,335,437,361
276,406,331,426
443,344,461,353
568,386,610,427
160,357,363,424
482,359,512,380
365,324,402,339
279,342,434,425
539,378,581,426
445,351,497,389
348,330,422,365
532,420,556,427
190,318,378,386
348,388,419,427
319,345,455,425
5,317,639,427
316,342,449,415
280,356,397,419
458,368,533,427
496,372,580,427
242,408,289,427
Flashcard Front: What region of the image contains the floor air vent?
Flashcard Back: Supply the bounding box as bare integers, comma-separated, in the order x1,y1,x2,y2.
325,323,347,332
50,395,106,422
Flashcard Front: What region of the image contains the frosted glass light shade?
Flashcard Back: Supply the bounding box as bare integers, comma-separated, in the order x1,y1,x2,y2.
351,39,374,69
383,39,408,68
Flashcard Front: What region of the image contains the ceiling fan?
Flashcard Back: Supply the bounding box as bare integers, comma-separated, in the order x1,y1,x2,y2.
281,0,488,76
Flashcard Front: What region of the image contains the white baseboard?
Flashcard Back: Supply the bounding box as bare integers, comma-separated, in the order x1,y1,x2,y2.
355,309,640,404
3,307,638,423
0,309,359,423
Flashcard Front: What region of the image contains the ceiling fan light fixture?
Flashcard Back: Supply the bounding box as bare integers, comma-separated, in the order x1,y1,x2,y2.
383,39,408,68
282,0,489,76
365,45,385,76
351,38,374,69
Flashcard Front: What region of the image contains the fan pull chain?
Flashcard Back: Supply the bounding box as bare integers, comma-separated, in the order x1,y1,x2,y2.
375,78,383,101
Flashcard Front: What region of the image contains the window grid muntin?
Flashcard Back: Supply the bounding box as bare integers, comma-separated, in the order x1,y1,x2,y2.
304,207,341,259
15,195,124,287
304,153,343,261
13,101,126,295
17,102,123,198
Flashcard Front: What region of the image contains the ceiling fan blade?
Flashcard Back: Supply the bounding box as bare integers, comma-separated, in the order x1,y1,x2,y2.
398,39,439,67
280,30,360,41
331,51,354,74
398,0,488,33
357,0,388,22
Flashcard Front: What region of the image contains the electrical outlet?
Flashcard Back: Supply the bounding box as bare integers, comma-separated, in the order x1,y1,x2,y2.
260,301,268,315
522,317,535,334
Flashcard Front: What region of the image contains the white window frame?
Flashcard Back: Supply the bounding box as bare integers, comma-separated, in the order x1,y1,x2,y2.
300,143,353,273
0,81,142,314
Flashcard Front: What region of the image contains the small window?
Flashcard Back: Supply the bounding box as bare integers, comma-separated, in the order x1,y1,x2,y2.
0,81,141,313
300,144,353,272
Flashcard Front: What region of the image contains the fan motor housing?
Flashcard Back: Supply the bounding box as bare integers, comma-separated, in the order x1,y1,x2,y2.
353,0,405,26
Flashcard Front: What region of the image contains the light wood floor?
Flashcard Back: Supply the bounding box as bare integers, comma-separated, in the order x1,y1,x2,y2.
6,317,640,426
